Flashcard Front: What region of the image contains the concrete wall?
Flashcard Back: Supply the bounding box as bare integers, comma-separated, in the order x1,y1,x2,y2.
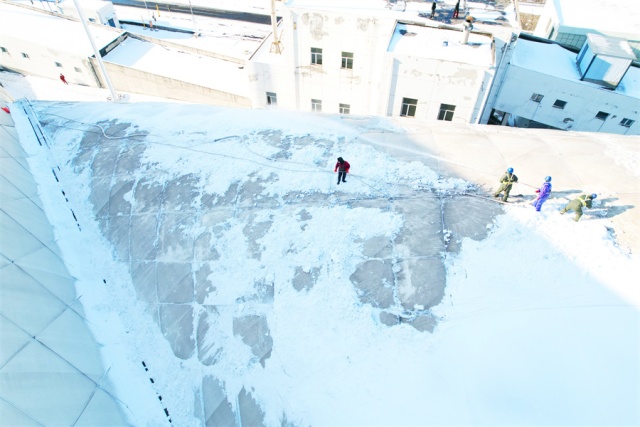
94,59,251,107
492,65,639,135
0,34,101,87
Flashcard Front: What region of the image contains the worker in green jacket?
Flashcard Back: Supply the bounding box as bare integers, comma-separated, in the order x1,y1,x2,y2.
493,167,518,202
560,193,597,221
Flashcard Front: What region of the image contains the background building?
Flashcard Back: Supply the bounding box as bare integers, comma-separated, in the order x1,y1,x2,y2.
532,0,640,61
487,36,639,135
57,0,121,28
0,2,121,87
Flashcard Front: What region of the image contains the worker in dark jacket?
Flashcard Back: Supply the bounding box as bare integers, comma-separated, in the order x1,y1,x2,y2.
560,194,597,221
334,157,350,185
431,1,436,18
493,167,518,202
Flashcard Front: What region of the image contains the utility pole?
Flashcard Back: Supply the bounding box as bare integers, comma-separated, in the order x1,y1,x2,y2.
71,0,119,101
270,0,282,53
188,0,197,33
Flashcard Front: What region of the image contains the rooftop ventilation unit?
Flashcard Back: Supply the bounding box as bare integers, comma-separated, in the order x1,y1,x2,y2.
576,33,635,89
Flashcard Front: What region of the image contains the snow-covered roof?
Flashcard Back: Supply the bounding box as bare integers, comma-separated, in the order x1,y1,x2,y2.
586,33,636,60
57,0,113,13
553,0,640,37
0,2,120,56
285,0,518,32
286,0,391,13
389,22,493,67
103,37,250,95
511,38,640,98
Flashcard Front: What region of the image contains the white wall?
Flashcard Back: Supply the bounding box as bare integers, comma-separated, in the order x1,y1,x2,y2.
96,60,252,107
492,65,639,135
281,8,395,115
0,35,100,87
387,54,492,123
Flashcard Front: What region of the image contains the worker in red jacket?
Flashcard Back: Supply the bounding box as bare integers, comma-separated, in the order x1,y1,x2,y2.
334,157,350,185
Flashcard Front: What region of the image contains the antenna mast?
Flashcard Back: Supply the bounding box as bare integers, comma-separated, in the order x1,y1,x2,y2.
71,0,119,101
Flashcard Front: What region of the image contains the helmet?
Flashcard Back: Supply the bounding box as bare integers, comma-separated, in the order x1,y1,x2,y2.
545,176,552,182
591,193,597,199
507,167,514,173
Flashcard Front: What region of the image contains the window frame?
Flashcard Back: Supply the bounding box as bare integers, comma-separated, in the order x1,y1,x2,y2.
339,103,350,114
21,52,30,59
595,111,609,121
620,118,634,128
341,52,354,69
530,93,544,103
400,98,418,117
311,47,323,65
0,47,8,54
266,91,277,106
438,103,456,121
311,98,322,112
55,62,63,68
552,99,567,109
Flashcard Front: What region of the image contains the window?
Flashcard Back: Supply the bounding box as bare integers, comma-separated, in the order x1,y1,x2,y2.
555,33,586,49
55,62,63,68
266,92,277,105
341,52,353,69
339,103,350,114
438,103,456,121
311,48,322,65
530,93,544,103
74,67,82,73
401,98,418,117
21,52,29,59
552,99,567,109
1,47,8,53
311,99,322,112
595,111,609,120
620,118,635,128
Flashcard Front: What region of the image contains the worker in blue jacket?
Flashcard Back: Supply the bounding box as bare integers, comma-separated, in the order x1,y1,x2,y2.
532,176,552,211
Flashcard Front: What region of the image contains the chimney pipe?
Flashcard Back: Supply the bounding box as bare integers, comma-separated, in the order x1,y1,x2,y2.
462,15,474,44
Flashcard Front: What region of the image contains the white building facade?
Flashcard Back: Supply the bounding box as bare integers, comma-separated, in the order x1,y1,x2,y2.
248,1,500,124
